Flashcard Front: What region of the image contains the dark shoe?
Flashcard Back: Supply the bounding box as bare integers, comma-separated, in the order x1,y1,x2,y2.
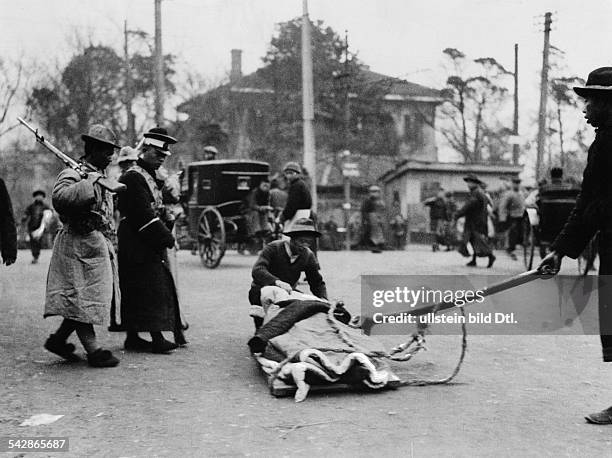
487,254,496,268
248,336,267,354
585,406,612,424
506,250,517,261
466,260,477,267
124,336,153,352
108,322,124,332
173,330,188,347
87,349,119,367
31,258,38,264
44,335,80,362
152,340,179,354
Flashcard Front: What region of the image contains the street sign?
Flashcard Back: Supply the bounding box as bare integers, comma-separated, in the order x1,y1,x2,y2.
342,162,360,177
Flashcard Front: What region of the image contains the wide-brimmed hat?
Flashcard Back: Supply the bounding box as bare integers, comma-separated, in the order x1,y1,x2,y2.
117,146,139,163
368,184,381,192
142,127,177,156
81,124,120,149
463,174,483,185
283,218,321,238
573,67,612,98
32,189,46,198
511,177,522,184
283,161,302,174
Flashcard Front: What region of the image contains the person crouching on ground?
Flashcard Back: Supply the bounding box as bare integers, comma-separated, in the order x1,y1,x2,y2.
248,218,327,330
43,125,121,368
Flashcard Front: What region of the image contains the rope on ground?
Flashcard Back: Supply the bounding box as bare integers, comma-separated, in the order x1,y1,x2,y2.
266,304,468,389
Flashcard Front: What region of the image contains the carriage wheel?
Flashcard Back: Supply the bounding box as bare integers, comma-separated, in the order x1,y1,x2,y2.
522,218,535,270
197,207,226,268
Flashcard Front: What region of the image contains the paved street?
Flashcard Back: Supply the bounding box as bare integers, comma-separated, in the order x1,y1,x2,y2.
1,246,611,457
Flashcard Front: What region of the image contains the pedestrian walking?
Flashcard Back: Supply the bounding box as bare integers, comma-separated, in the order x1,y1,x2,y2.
22,190,51,264
424,189,447,252
117,127,186,354
455,174,495,268
361,185,386,253
499,177,525,260
43,125,121,367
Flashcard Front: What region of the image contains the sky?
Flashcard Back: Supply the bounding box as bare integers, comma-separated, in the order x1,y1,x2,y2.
1,0,610,176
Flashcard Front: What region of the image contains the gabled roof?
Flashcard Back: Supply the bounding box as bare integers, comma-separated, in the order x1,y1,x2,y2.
177,66,443,114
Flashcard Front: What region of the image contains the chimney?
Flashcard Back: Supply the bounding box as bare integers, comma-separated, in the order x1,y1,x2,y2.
230,49,242,84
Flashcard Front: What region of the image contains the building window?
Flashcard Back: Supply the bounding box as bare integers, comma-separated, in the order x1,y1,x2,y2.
421,181,440,201
404,113,424,146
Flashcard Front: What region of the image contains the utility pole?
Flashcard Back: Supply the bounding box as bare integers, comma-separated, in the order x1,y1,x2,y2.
536,12,552,181
124,20,136,145
301,0,317,211
512,43,519,165
154,0,165,126
342,31,351,251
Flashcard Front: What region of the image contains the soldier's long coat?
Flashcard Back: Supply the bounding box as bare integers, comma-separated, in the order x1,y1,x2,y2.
117,162,179,332
44,169,119,325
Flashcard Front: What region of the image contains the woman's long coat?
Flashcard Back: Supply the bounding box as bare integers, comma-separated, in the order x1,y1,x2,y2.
117,164,179,332
44,169,119,325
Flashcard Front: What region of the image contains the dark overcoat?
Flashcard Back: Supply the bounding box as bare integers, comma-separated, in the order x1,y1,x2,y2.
117,163,179,332
0,177,17,263
551,126,612,361
456,188,489,234
455,187,492,257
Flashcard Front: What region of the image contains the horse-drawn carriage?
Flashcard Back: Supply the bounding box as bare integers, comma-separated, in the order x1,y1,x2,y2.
181,159,270,268
522,186,598,274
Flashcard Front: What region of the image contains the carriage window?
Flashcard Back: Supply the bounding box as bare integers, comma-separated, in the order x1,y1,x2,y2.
237,176,251,190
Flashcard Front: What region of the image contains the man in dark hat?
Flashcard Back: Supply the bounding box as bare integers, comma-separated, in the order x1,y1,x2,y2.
539,67,612,424
22,189,51,264
498,177,525,260
455,174,495,268
117,127,186,354
0,176,17,266
278,162,312,229
44,124,121,368
248,218,327,329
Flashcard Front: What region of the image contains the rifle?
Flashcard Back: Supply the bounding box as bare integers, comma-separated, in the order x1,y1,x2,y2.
17,117,126,193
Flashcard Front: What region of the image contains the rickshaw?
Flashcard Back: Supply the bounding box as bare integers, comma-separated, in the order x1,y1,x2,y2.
522,186,598,274
181,159,271,268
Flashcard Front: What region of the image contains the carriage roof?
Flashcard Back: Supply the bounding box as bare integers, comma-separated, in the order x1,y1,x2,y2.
185,159,270,208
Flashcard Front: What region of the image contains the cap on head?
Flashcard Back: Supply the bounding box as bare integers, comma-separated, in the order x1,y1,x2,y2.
142,127,177,156
117,146,139,163
283,161,302,174
203,145,218,156
32,189,46,198
283,218,321,238
369,184,381,193
512,177,522,184
463,174,482,185
81,124,120,149
573,67,612,98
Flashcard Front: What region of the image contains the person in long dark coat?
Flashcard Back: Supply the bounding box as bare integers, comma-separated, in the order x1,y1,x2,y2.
540,67,612,424
455,175,496,268
117,127,184,354
361,185,386,253
0,177,17,266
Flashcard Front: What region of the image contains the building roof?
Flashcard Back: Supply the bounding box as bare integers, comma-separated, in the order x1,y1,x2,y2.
177,66,443,114
380,159,523,183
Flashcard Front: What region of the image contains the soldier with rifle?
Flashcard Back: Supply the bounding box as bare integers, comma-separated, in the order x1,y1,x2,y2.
25,122,125,368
